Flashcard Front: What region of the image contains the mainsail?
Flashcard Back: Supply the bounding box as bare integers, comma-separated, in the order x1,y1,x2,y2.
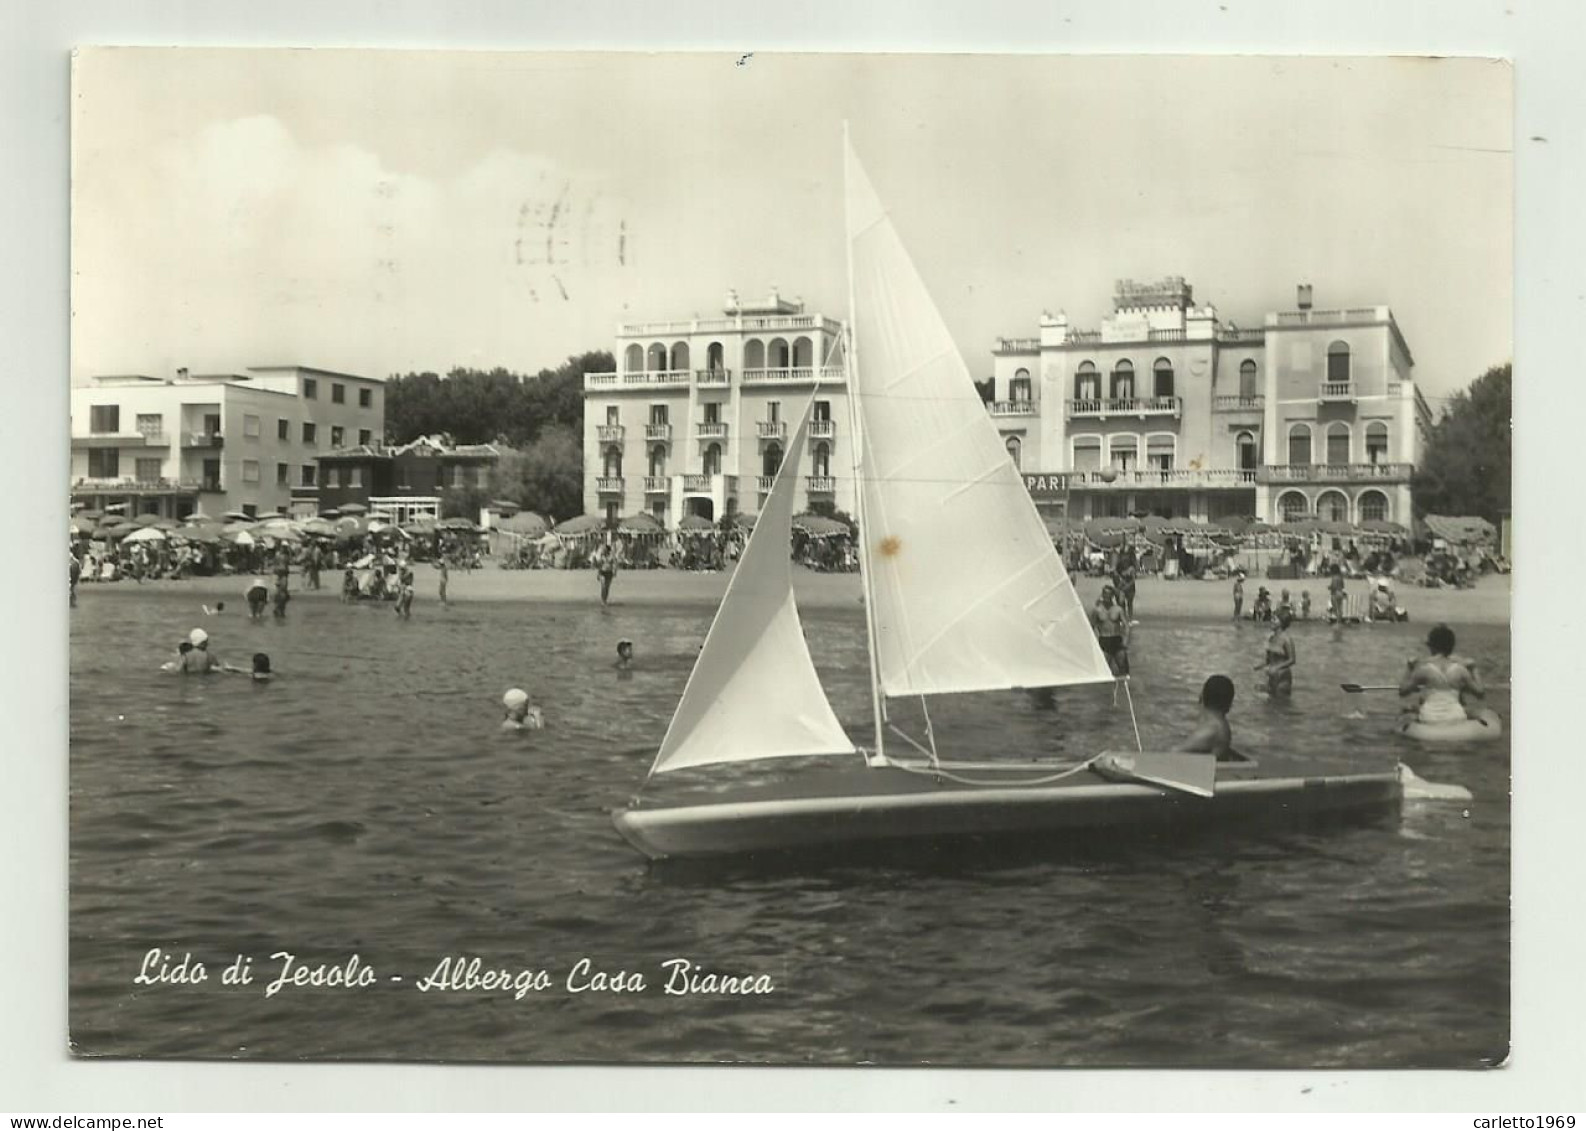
648,404,856,775
844,138,1116,698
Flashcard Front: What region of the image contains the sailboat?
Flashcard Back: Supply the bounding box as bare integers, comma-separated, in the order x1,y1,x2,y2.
610,135,1404,861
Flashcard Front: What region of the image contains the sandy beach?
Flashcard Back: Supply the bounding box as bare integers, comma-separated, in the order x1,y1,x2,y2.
80,564,1512,627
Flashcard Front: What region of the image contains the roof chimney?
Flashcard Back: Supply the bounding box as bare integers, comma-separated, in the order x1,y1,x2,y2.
1296,284,1313,311
176,367,189,380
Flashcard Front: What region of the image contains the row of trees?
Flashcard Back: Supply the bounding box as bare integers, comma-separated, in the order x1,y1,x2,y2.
1412,363,1511,525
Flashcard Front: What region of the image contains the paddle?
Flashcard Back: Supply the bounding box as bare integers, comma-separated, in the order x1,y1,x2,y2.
1341,682,1510,693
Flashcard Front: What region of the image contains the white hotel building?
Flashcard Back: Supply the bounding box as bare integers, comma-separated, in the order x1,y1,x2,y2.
584,279,1431,530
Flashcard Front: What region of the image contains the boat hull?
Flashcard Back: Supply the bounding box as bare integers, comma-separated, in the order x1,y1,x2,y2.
611,763,1402,860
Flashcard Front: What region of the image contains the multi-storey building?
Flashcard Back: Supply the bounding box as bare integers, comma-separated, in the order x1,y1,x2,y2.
991,279,1431,527
70,365,385,519
581,289,854,525
316,435,501,521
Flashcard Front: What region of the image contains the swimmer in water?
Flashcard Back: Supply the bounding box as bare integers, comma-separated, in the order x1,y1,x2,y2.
1399,623,1485,722
251,652,273,682
1176,674,1235,758
1256,609,1296,696
174,628,247,674
501,688,545,731
202,600,226,616
161,641,194,672
615,639,634,669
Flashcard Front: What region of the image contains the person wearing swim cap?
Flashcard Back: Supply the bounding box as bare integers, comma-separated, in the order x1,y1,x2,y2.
1176,675,1236,758
501,688,544,731
180,628,223,674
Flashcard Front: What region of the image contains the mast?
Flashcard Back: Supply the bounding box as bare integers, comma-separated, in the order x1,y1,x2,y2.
842,122,888,767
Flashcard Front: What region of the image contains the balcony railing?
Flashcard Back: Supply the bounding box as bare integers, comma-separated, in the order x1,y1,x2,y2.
582,370,692,390
696,422,729,439
596,424,625,442
643,475,671,494
645,423,672,441
807,476,836,493
1273,307,1385,327
993,337,1041,354
757,421,787,439
756,475,775,493
1065,396,1182,420
1148,329,1186,342
619,313,844,336
1063,468,1259,489
71,476,203,495
695,368,731,386
988,400,1037,417
1218,327,1265,343
1212,395,1265,411
595,476,625,493
740,365,846,386
180,432,225,448
1258,463,1412,484
73,432,169,449
809,420,835,439
1318,381,1355,402
683,474,712,493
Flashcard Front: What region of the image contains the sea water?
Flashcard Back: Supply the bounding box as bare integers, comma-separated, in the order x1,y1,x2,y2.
68,589,1509,1066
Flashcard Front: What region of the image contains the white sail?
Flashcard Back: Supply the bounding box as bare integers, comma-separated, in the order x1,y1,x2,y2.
649,404,856,775
845,139,1116,697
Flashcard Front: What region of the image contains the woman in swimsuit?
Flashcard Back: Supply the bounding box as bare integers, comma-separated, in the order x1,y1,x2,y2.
1257,609,1296,697
1399,623,1485,722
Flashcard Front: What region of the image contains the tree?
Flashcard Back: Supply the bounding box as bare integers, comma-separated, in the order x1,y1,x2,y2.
1412,363,1511,523
383,352,613,449
440,483,493,521
489,425,585,520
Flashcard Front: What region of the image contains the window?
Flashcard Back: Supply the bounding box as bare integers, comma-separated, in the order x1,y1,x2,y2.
1359,490,1388,523
1288,423,1312,466
1110,360,1134,401
303,377,318,399
242,503,258,519
242,460,260,484
331,425,345,448
1153,358,1174,399
358,429,372,447
703,443,722,476
1278,491,1309,523
1147,435,1174,472
358,388,372,408
814,400,831,422
276,462,290,486
301,465,317,487
87,448,120,477
625,343,644,373
1236,431,1258,472
1239,359,1258,399
136,413,163,438
1365,422,1389,464
89,405,120,433
1326,341,1351,384
278,418,290,440
350,466,363,488
813,442,832,478
243,414,260,438
203,413,221,437
1326,422,1350,465
1109,435,1138,472
302,422,317,444
649,446,667,476
1004,436,1021,470
703,401,721,424
332,383,346,404
606,405,620,425
768,401,781,423
603,446,623,478
762,443,784,478
1317,491,1349,523
650,404,669,425
1075,361,1099,401
135,457,161,482
1011,369,1032,402
1072,436,1102,472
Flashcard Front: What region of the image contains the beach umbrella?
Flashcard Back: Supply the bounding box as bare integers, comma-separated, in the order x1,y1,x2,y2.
125,526,169,543
535,531,561,549
301,517,336,537
104,502,128,512
78,508,104,520
184,510,213,523
221,510,254,522
497,510,548,536
97,513,130,528
617,513,664,536
69,518,97,537
437,517,479,531
490,498,521,514
221,528,256,546
317,507,341,519
792,514,848,537
131,513,163,528
338,502,368,515
153,518,180,531
677,513,714,532
555,513,605,537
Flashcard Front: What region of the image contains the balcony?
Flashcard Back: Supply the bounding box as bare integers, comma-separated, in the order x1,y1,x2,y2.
1212,395,1265,412
809,420,835,439
180,431,224,449
683,474,712,493
756,475,775,493
695,368,731,387
757,421,787,440
596,424,625,442
696,422,729,440
72,432,169,449
71,476,202,495
620,313,844,336
681,473,738,495
596,476,625,494
1065,396,1182,420
645,423,673,442
1065,468,1258,490
1258,462,1412,484
582,369,692,391
1148,329,1186,342
807,476,836,494
988,400,1037,417
1272,307,1386,327
740,365,846,386
644,475,671,494
1318,381,1356,403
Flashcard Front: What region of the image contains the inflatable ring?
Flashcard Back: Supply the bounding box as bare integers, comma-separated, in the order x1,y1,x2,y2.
1398,708,1503,743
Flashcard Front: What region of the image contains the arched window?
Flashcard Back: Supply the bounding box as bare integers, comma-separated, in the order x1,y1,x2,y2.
743,339,766,370
762,442,784,478
1278,491,1309,523
1327,341,1351,385
1239,359,1258,399
602,445,623,478
646,342,667,372
703,443,721,476
1153,357,1174,399
706,341,725,371
669,341,690,372
624,343,644,373
768,337,790,368
1236,430,1258,472
1011,367,1032,403
792,336,814,367
1075,361,1099,401
1365,422,1389,465
1288,423,1312,466
648,445,666,477
1316,490,1349,523
813,441,831,478
1326,421,1351,466
1110,360,1135,401
1358,490,1389,523
1005,436,1022,470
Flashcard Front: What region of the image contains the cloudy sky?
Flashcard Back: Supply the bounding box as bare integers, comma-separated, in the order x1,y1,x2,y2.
71,50,1510,402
